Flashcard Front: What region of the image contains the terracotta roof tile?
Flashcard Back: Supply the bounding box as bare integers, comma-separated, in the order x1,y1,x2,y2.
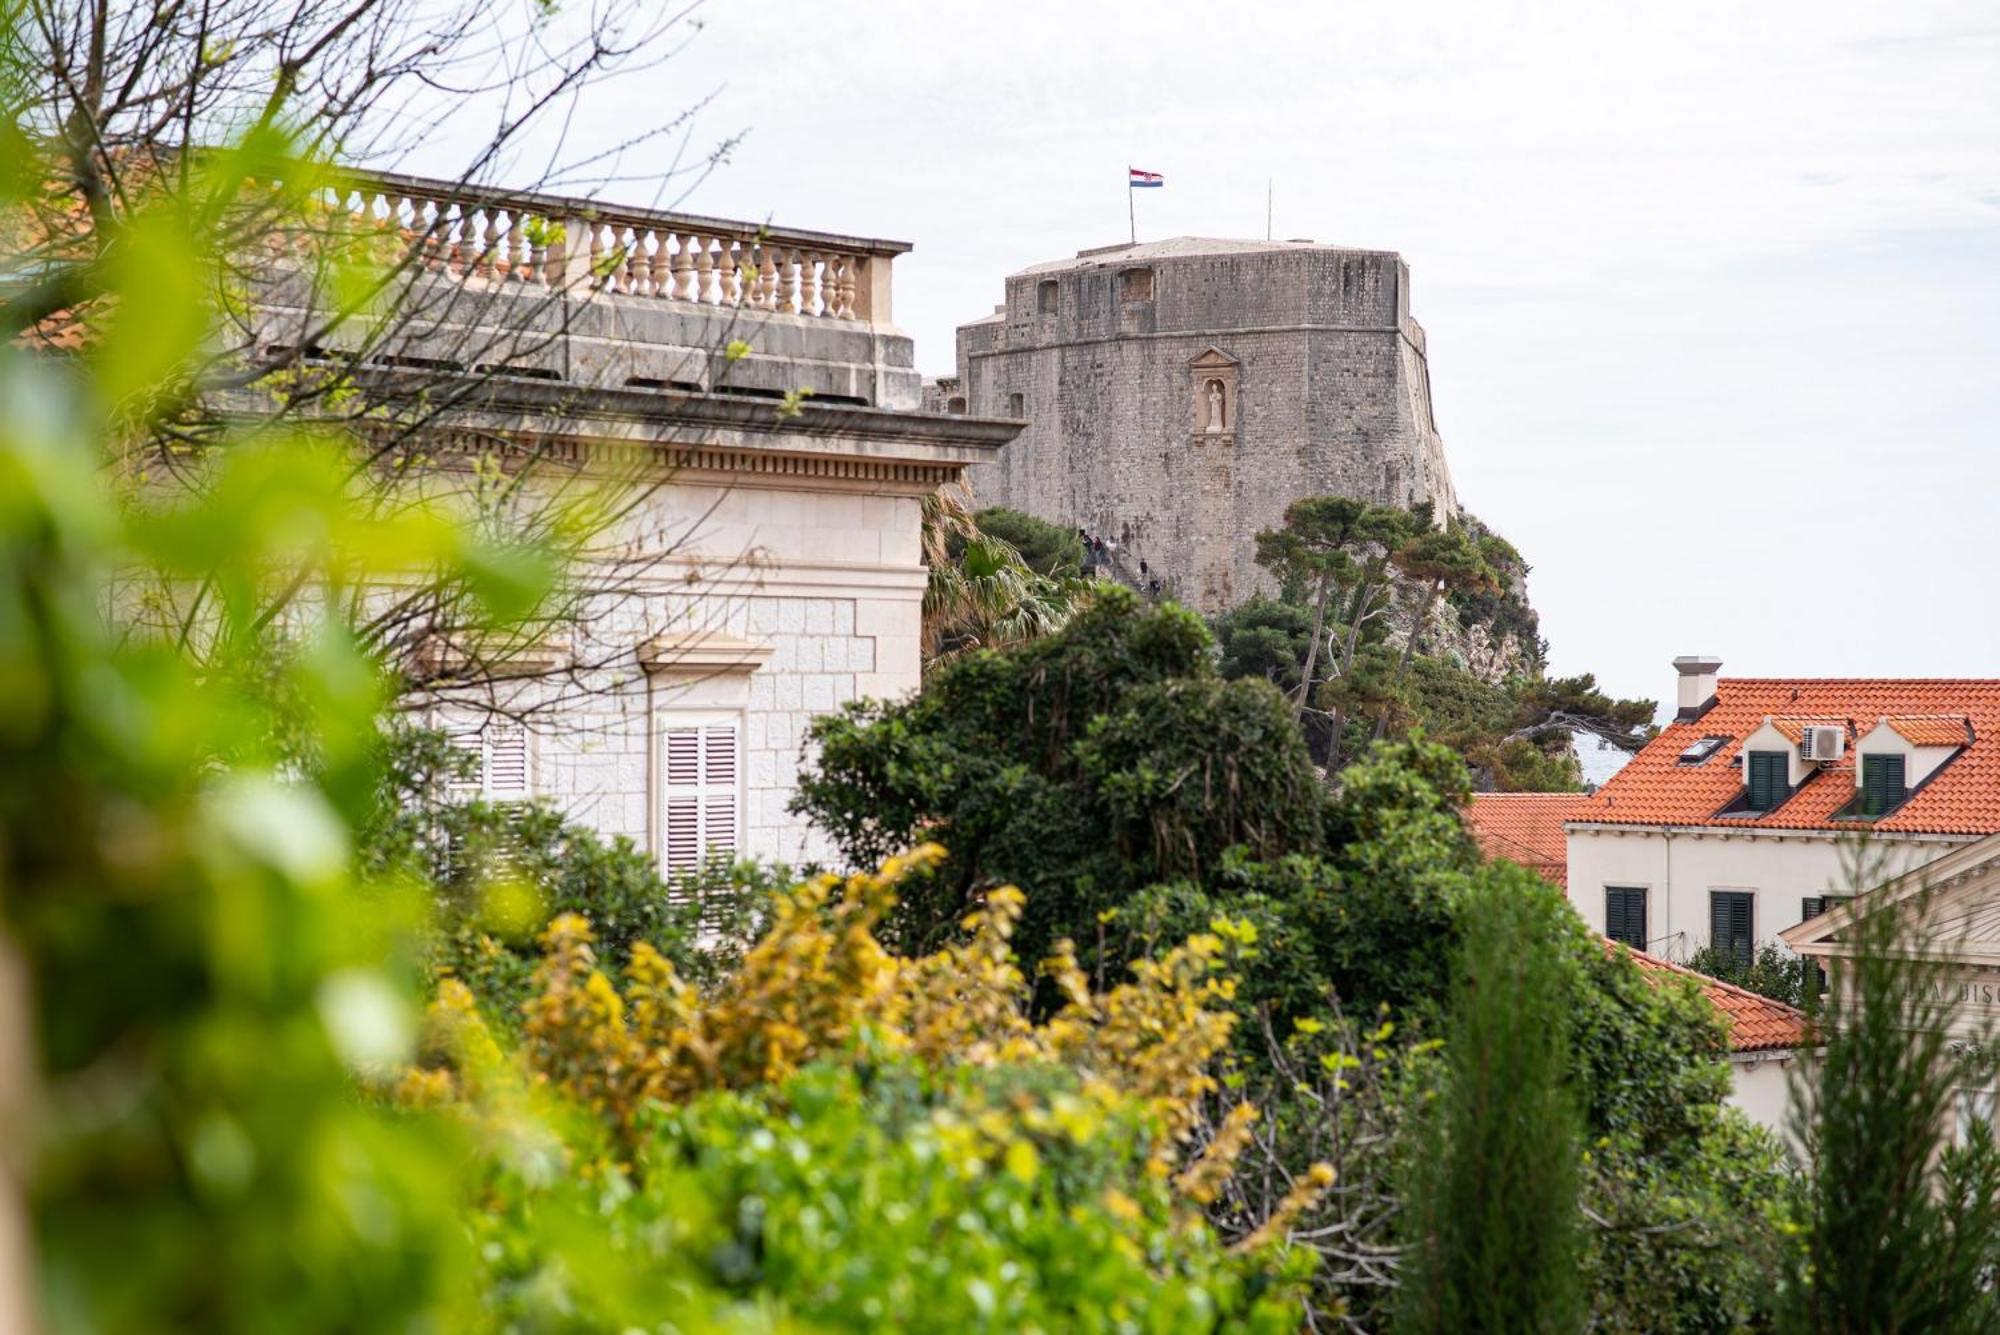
1465,792,1591,888
1877,715,1974,748
1575,680,2000,835
1618,943,1808,1053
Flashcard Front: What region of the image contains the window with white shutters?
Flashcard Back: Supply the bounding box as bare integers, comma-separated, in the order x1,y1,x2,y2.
446,724,530,803
661,718,741,878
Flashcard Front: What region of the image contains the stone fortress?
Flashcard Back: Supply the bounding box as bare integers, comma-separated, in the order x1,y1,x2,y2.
930,238,1458,613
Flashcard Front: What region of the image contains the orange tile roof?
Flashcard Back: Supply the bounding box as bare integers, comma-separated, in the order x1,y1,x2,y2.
1877,715,1975,748
1618,943,1808,1053
1575,680,2000,835
1465,792,1591,887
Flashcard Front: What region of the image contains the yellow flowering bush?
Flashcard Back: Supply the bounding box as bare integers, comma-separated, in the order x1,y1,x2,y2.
408,844,1335,1330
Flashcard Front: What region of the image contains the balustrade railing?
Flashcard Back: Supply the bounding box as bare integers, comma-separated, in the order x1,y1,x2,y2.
324,170,902,323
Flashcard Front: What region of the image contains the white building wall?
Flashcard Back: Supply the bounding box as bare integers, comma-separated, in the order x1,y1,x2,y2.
468,476,930,872
1727,1051,1800,1144
1567,827,1963,960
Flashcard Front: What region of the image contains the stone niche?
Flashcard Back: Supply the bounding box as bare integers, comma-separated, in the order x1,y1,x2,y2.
1189,347,1238,442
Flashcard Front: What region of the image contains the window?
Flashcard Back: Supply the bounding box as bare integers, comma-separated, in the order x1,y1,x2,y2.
1605,887,1648,950
1710,890,1755,971
1119,267,1154,302
1677,736,1729,765
446,723,529,803
1745,750,1790,811
661,718,740,878
1861,754,1908,817
1006,391,1025,417
1036,279,1057,315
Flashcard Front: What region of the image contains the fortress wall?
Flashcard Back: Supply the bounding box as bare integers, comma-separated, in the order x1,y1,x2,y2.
956,241,1454,612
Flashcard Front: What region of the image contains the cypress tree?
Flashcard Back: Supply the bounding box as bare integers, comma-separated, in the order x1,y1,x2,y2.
1397,862,1585,1334
1782,841,2000,1333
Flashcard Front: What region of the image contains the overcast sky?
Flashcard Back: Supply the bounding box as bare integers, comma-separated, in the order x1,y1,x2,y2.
458,1,2000,712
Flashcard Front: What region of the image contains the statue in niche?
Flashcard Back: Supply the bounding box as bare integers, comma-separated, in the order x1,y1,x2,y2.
1205,379,1226,433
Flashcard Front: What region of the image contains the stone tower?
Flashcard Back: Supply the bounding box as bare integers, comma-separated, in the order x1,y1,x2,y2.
945,237,1457,612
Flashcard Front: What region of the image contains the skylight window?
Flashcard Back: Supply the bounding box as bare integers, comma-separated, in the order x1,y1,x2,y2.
1677,736,1729,765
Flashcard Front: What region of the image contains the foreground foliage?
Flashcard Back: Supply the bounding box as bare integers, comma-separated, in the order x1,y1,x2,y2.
1398,870,1585,1334
1782,848,2000,1334
404,847,1326,1329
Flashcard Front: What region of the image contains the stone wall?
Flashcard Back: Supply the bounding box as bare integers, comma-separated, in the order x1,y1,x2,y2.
439,475,932,869
949,239,1456,613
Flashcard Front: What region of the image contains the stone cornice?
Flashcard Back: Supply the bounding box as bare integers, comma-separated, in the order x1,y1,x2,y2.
348,369,1019,488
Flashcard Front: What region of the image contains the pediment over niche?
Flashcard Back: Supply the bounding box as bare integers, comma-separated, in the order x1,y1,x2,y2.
1189,346,1239,370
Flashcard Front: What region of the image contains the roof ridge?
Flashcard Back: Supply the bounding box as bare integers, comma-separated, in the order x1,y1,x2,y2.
1718,677,2000,686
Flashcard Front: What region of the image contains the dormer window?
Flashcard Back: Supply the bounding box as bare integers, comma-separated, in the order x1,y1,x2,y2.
1860,754,1908,817
1745,750,1790,811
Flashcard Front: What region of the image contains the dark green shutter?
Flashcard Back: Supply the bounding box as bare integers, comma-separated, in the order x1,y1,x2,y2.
1710,891,1753,971
1801,896,1826,921
1606,888,1646,949
1863,755,1908,816
1747,751,1788,811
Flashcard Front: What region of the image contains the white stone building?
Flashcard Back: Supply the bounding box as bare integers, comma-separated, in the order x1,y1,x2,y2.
263,174,1018,872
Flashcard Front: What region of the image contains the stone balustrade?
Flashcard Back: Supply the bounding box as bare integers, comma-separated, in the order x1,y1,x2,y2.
327,169,903,324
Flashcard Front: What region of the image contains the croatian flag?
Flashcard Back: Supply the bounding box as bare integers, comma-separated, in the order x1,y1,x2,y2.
1129,167,1164,188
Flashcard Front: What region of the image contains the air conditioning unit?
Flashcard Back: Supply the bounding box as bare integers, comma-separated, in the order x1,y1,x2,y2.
1800,726,1845,763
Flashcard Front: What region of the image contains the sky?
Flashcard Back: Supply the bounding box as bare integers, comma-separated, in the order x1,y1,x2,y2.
430,0,2000,713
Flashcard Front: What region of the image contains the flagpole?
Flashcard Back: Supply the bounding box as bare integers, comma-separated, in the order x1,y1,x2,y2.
1128,177,1136,246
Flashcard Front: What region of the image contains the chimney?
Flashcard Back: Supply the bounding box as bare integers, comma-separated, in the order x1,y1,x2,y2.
1673,655,1723,721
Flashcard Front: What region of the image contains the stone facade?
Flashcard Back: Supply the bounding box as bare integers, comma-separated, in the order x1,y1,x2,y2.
945,238,1456,613
271,174,1018,873
400,386,1012,871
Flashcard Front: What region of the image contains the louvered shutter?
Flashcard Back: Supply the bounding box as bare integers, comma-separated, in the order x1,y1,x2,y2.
661,719,741,879
444,726,529,803
1747,752,1787,811
1801,897,1826,921
1711,891,1754,971
445,731,484,802
702,722,738,863
484,725,529,801
1606,888,1646,949
1863,755,1907,817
